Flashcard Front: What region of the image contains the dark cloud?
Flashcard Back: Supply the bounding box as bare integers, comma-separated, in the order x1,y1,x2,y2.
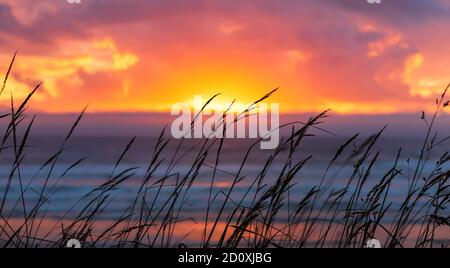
327,0,450,27
3,0,450,45
0,4,23,34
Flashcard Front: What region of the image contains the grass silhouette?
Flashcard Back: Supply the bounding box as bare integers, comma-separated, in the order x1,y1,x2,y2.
0,54,449,248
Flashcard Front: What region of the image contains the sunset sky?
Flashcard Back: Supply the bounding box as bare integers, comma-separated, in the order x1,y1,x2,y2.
1,0,450,114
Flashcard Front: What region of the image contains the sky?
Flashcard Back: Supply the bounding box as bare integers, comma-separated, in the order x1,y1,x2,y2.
0,0,450,114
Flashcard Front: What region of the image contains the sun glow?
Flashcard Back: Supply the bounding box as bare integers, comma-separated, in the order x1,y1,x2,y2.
1,1,449,115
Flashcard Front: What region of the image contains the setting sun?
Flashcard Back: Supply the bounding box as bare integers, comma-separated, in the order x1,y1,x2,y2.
2,0,450,115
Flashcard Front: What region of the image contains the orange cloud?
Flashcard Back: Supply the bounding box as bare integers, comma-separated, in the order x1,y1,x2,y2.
1,38,137,104
219,23,244,35
0,0,449,114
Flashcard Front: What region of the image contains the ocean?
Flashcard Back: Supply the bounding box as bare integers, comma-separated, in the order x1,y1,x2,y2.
0,135,448,246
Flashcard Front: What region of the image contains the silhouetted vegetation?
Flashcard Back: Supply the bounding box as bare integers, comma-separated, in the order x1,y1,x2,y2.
0,54,449,248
